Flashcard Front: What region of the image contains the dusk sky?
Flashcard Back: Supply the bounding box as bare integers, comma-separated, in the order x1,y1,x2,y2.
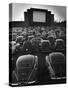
10,3,66,22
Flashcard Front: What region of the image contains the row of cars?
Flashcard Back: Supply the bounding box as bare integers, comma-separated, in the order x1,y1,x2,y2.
9,26,66,86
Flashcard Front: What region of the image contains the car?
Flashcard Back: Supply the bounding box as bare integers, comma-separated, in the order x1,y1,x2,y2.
55,39,65,51
41,40,51,53
45,52,66,79
12,54,38,85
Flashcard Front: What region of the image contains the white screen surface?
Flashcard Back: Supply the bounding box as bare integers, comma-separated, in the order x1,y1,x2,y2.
33,11,46,22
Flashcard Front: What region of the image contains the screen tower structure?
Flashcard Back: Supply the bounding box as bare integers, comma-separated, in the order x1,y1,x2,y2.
24,8,54,26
